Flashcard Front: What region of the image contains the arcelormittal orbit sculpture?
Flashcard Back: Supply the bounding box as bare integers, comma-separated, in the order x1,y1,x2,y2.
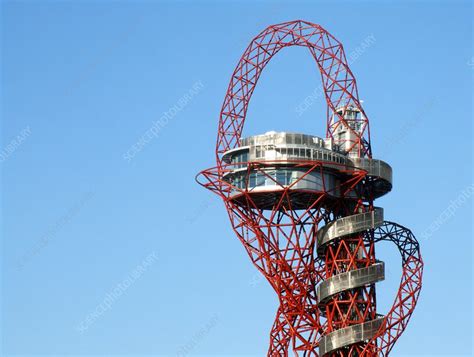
197,20,423,356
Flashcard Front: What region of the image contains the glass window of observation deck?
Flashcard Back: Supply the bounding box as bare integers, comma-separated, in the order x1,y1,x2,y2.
250,172,266,187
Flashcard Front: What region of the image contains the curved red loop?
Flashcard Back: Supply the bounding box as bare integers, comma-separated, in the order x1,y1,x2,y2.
364,222,424,355
216,20,372,170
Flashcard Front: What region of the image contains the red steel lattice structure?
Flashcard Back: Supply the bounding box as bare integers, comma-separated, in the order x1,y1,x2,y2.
197,20,423,356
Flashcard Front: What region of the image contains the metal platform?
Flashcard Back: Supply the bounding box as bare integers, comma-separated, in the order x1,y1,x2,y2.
319,317,385,355
317,262,385,304
316,207,384,256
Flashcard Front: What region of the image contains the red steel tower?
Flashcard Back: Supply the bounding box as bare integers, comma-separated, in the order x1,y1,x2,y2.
197,20,423,356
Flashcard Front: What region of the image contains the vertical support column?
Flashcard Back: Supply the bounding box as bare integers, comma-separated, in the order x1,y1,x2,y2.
323,232,378,355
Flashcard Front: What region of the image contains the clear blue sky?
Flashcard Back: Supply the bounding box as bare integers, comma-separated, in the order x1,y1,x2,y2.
1,1,472,356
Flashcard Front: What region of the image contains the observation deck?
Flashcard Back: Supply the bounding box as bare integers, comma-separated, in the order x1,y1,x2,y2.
222,131,392,209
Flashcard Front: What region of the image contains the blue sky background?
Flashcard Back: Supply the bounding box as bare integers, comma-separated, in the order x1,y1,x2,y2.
1,1,472,356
